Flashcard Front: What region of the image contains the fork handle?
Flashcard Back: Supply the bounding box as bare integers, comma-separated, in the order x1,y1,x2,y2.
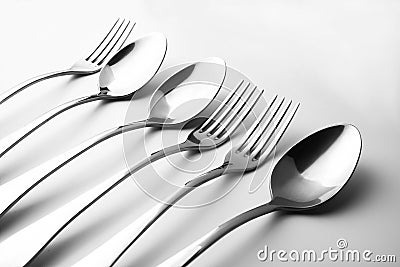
0,69,81,105
0,142,191,267
0,93,104,158
72,163,229,267
0,120,149,218
157,203,278,267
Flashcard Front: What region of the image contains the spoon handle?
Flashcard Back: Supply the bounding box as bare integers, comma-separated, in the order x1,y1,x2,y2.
72,164,229,267
157,203,277,267
0,120,149,218
0,142,191,267
0,94,104,158
0,69,81,105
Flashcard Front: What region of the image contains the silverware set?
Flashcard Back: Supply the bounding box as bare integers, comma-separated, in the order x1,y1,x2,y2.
0,19,362,267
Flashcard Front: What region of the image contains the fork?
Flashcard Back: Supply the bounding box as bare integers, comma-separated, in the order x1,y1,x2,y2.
0,18,135,105
72,95,299,267
0,80,262,267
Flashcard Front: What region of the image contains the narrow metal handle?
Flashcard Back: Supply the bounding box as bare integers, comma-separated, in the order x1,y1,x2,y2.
0,94,103,158
0,120,149,218
72,164,228,267
157,203,277,267
0,141,192,267
0,69,77,105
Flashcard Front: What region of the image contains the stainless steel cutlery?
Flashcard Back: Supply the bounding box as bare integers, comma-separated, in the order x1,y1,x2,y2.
0,19,363,267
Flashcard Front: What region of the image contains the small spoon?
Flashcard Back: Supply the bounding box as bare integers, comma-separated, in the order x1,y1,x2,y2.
0,58,226,218
157,124,362,267
0,32,167,158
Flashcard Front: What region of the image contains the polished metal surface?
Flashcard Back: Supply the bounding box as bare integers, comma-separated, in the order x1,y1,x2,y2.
0,18,134,105
0,79,258,267
270,124,362,208
0,58,226,219
148,57,226,125
157,124,362,267
72,94,299,267
0,33,167,158
99,33,168,98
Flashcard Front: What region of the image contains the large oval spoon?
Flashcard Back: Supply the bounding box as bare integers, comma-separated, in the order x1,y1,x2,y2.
158,124,362,267
0,58,226,218
0,32,167,158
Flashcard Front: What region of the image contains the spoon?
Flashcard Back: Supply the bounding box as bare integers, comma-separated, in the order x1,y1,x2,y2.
0,32,167,158
157,124,362,267
0,58,226,218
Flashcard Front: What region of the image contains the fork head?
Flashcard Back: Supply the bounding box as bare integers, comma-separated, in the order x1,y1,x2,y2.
70,18,135,73
185,80,264,150
224,95,300,173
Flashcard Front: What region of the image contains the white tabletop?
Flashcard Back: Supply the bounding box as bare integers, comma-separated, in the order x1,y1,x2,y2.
0,0,399,266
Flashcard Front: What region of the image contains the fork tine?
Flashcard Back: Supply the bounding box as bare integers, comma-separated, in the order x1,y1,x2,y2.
206,82,250,134
97,21,136,65
257,102,299,160
118,22,135,50
91,18,125,61
200,80,244,132
85,18,120,61
90,19,129,63
245,97,285,153
211,85,258,137
237,94,277,152
217,87,264,140
250,101,299,159
248,100,292,158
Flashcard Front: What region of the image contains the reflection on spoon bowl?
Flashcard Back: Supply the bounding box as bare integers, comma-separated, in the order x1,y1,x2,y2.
271,124,362,209
147,57,227,125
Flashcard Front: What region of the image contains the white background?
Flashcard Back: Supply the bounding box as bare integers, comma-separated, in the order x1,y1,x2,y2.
0,0,399,266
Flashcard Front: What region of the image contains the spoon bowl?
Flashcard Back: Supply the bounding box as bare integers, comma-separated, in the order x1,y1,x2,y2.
271,124,362,209
147,57,226,125
100,33,167,97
